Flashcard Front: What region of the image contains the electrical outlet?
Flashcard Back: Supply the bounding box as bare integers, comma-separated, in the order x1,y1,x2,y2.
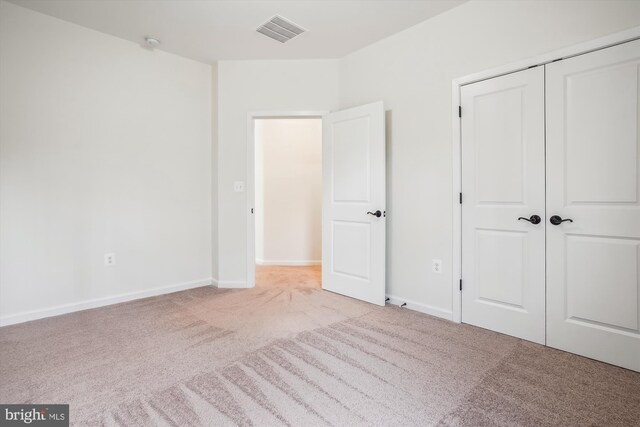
104,253,116,266
432,259,442,273
233,181,245,192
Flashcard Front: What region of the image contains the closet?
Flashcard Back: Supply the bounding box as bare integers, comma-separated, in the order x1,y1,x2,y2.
460,38,640,372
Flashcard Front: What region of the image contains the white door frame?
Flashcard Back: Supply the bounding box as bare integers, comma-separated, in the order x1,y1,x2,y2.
451,26,640,324
246,111,328,288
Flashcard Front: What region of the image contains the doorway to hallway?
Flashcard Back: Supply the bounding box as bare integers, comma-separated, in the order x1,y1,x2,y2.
253,118,322,289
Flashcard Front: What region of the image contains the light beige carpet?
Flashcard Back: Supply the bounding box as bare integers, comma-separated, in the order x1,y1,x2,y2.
1,280,639,426
256,265,321,289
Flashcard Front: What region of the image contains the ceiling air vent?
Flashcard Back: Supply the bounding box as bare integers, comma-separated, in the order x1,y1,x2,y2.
257,15,305,43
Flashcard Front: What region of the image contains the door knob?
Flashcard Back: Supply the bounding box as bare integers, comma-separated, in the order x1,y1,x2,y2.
518,215,541,225
367,210,382,218
550,215,573,225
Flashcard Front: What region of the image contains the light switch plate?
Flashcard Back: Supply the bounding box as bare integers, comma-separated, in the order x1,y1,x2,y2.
104,253,116,266
233,181,245,192
432,259,442,273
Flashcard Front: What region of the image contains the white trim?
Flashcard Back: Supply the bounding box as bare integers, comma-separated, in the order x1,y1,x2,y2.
256,259,321,266
216,280,250,289
247,111,329,119
450,26,640,325
451,82,462,324
246,111,328,289
453,27,640,88
0,278,213,327
386,294,453,321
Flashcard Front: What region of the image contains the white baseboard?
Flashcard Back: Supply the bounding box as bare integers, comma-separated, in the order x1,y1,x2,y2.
255,259,321,266
214,279,250,289
0,278,213,327
385,294,453,321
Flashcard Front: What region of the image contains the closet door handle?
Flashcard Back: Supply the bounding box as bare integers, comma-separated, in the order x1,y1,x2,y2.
550,215,573,225
518,215,541,225
367,210,382,218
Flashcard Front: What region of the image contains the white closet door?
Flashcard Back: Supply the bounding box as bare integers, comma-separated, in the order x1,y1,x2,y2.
546,39,640,372
461,67,546,344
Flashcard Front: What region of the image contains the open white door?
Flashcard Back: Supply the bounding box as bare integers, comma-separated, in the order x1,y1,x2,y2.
322,101,385,305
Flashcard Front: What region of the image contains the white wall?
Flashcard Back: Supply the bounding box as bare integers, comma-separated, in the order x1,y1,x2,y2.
216,60,339,285
211,63,219,282
255,119,322,265
339,0,640,318
0,2,213,324
5,0,640,323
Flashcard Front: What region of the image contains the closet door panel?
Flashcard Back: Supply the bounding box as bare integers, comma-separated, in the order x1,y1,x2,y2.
461,66,546,344
546,38,640,372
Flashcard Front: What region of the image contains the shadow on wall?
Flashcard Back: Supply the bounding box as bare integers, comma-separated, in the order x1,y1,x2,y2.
385,109,393,293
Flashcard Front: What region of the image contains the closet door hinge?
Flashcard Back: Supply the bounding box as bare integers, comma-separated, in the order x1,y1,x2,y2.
459,279,463,291
458,106,462,118
459,192,462,204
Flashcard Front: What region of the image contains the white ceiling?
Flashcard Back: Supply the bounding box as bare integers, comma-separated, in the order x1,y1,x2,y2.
8,0,466,63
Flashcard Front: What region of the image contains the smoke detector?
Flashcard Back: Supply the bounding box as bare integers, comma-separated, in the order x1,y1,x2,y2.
257,16,305,43
144,37,161,49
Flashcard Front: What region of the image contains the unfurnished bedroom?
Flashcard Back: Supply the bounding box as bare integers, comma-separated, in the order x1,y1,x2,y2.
0,0,639,426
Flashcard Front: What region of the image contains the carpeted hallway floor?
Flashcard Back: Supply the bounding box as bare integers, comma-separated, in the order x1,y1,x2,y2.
1,282,639,426
256,265,322,289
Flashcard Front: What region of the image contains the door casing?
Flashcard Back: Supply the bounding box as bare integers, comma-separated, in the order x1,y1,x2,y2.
246,111,328,288
451,25,640,324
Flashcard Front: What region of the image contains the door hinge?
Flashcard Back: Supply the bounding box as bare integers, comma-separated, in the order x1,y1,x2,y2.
459,279,463,291
251,208,254,214
458,106,462,118
459,192,462,204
